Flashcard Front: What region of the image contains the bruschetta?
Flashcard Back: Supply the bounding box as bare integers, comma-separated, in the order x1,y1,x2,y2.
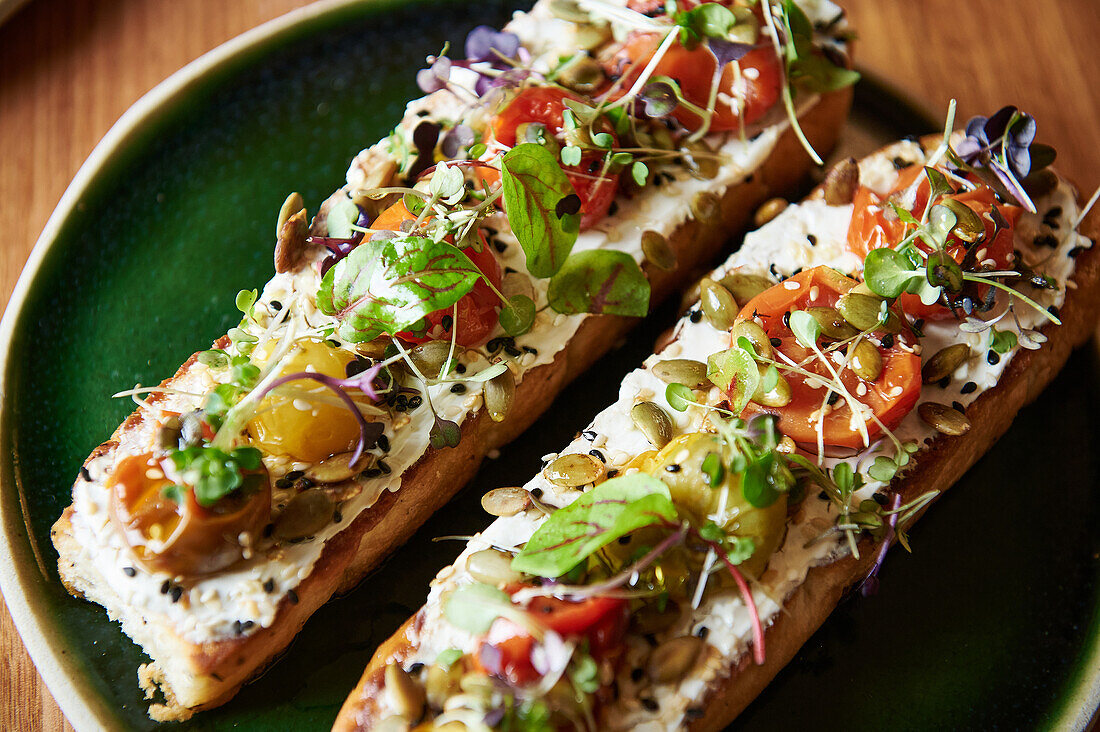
333,107,1100,731
49,0,854,720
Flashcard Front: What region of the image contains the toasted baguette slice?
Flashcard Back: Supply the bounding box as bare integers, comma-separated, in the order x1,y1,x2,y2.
333,132,1100,731
50,23,854,721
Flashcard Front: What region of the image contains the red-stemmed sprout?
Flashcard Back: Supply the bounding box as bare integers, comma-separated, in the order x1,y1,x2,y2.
859,493,901,598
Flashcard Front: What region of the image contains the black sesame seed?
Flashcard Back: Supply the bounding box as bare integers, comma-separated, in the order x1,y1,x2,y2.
170,586,183,603
770,337,781,347
631,667,645,682
695,626,709,639
913,318,925,331
1045,206,1063,219
1048,305,1060,318
441,315,454,331
233,621,244,636
686,708,705,720
531,487,543,498
582,429,598,441
325,339,340,348
872,492,888,506
270,300,283,311
689,309,703,323
377,434,390,452
952,401,966,414
987,350,1000,365
618,535,632,545
818,490,829,501
80,466,92,482
1069,246,1087,258
408,396,423,410
364,467,383,479
504,345,522,358
881,333,895,349
523,346,538,355
493,239,508,253
160,580,171,595
287,589,299,604
408,662,425,674
891,156,912,170
1034,234,1058,248
123,567,137,577
333,510,343,523
450,383,467,394
961,381,977,394
938,376,951,389
589,449,606,463
665,464,682,473
275,477,292,489
609,201,619,216
286,470,304,481
807,234,818,245
607,469,619,478
262,523,274,538
378,460,392,474
263,579,275,593
827,392,840,406
782,311,791,328
642,698,659,712
455,363,467,374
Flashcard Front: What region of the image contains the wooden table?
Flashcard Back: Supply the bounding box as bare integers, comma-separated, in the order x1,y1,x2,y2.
2,0,1097,728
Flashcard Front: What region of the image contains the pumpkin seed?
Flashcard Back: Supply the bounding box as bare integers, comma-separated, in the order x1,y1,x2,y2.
409,341,452,378
651,359,710,389
304,452,362,484
849,339,883,382
179,410,205,449
752,369,792,407
686,139,718,178
850,281,878,298
155,415,182,452
753,197,787,228
729,320,774,359
719,272,773,304
466,549,522,586
385,662,425,722
691,191,721,222
274,490,334,541
922,343,970,383
545,453,605,488
425,663,461,709
632,600,681,635
558,56,605,94
823,157,859,205
632,401,674,449
807,306,858,340
276,191,305,238
836,292,901,333
700,278,738,331
484,368,515,423
918,402,971,436
647,635,705,684
641,230,677,271
940,198,984,242
318,480,363,503
481,486,530,517
729,6,760,44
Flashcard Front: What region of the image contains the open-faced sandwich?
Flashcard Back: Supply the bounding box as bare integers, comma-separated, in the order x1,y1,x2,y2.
49,0,856,720
334,106,1100,731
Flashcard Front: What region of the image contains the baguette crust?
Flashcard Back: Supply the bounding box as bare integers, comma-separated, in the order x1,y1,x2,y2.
334,133,1100,731
51,87,853,719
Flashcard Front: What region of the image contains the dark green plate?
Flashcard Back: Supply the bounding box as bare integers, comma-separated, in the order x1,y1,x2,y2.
0,1,1096,729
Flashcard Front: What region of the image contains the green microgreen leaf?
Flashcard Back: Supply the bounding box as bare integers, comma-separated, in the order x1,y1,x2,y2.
443,582,514,635
706,345,758,412
327,197,361,238
430,415,462,449
665,382,694,412
501,143,581,278
701,451,725,487
868,455,900,482
316,235,482,343
781,0,861,93
788,310,821,349
198,349,229,368
560,145,583,167
235,289,258,318
547,250,650,316
436,648,463,669
569,652,600,694
511,473,678,578
991,328,1018,354
499,294,536,337
760,364,780,393
631,161,649,186
863,247,921,298
168,445,263,507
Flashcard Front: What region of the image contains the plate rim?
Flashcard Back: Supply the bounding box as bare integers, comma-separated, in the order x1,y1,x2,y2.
0,5,1097,730
0,1,380,728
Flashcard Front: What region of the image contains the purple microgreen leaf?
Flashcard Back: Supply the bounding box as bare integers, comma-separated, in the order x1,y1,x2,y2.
464,25,520,62
440,124,476,159
707,38,753,69
416,56,452,94
430,415,461,449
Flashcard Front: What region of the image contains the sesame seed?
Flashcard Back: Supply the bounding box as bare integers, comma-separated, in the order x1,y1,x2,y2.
287,590,299,604
783,280,801,290
642,698,659,712
80,467,92,482
123,567,136,577
961,381,977,394
987,350,1000,365
160,580,171,595
589,449,605,463
170,586,183,603
263,579,274,593
450,383,467,394
665,464,682,473
689,310,703,323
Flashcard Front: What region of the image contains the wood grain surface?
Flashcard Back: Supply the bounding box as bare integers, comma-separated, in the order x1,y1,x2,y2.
1,0,1097,729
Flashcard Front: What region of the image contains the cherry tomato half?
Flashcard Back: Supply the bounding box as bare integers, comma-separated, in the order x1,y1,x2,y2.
473,590,629,686
489,86,620,231
108,451,271,576
372,200,503,347
734,267,922,450
607,32,782,133
847,165,1023,320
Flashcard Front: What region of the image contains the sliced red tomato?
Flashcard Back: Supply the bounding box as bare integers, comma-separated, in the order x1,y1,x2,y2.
606,31,781,133
489,86,620,231
734,267,922,450
371,200,503,347
847,165,1023,320
473,589,629,686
